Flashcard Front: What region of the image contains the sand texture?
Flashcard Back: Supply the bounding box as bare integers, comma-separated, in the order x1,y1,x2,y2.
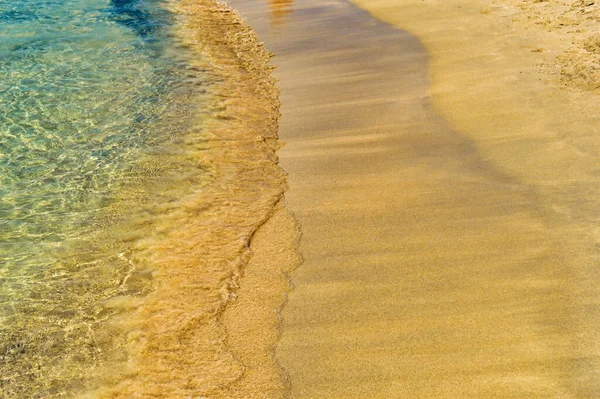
229,0,600,397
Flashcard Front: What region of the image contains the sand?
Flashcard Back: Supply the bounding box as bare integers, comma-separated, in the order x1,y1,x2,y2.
227,0,600,397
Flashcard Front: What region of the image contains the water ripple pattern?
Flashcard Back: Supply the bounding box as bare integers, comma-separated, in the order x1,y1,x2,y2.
0,0,200,396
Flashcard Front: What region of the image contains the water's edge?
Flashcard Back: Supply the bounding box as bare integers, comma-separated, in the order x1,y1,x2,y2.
85,0,300,396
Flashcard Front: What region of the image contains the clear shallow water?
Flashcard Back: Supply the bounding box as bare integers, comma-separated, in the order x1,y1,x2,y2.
0,0,202,396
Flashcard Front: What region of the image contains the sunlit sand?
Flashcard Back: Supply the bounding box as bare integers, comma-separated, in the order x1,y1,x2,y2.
229,0,600,397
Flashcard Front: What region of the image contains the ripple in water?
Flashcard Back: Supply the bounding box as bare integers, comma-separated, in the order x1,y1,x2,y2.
0,0,203,396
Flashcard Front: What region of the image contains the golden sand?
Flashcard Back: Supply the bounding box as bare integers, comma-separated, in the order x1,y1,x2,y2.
229,0,600,397
347,0,600,395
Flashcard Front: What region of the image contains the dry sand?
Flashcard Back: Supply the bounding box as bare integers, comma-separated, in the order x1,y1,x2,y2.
228,0,600,397
347,0,600,395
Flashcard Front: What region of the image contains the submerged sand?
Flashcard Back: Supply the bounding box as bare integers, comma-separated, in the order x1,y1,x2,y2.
229,0,600,397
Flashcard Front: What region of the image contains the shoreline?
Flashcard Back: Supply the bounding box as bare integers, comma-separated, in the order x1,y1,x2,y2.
84,0,298,397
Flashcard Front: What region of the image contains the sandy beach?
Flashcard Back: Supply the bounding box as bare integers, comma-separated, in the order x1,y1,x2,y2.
224,0,600,397
3,0,599,396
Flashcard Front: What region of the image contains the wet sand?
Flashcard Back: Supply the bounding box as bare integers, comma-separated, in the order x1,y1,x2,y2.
228,0,600,397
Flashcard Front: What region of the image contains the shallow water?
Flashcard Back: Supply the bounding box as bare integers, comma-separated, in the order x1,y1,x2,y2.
0,0,206,396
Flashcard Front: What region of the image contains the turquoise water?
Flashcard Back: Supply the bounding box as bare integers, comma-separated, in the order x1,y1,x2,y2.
0,0,202,396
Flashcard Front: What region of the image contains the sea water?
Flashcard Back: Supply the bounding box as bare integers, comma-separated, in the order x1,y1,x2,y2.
0,0,202,396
